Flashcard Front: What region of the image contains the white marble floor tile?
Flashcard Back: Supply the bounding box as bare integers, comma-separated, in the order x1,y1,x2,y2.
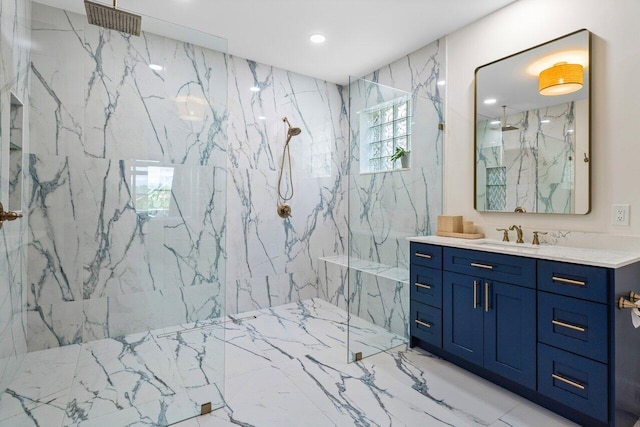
0,344,80,424
214,364,334,427
63,332,186,424
71,390,201,427
158,325,225,391
364,346,522,426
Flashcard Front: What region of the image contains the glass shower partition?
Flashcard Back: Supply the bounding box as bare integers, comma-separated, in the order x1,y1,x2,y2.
21,5,227,425
347,76,441,361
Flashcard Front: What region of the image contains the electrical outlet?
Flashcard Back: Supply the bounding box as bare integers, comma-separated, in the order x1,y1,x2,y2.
612,204,630,226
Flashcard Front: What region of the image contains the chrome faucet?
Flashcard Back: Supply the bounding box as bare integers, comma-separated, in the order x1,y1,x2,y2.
509,225,524,243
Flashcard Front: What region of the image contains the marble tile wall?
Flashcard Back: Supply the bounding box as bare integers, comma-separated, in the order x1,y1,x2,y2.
0,0,31,397
27,3,227,351
225,54,348,315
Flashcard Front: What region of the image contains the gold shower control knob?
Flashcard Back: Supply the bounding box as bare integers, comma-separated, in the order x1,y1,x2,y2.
277,203,292,219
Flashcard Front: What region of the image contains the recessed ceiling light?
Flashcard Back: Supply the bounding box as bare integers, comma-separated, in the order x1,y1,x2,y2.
149,64,163,71
309,34,326,44
437,80,446,86
484,98,497,105
250,86,260,92
490,120,501,125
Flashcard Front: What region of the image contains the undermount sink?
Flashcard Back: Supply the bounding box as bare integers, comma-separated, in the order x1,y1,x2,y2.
473,240,541,250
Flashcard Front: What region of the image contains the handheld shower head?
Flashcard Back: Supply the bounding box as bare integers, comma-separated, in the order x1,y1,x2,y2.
282,116,302,142
288,127,302,137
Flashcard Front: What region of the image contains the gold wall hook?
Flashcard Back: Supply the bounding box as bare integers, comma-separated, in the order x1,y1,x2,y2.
0,202,23,229
629,291,640,302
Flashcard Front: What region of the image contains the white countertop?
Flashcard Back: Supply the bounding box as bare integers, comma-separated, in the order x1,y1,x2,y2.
407,236,640,269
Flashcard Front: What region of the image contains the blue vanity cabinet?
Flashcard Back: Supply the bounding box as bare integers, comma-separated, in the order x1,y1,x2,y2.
443,255,536,389
409,239,640,427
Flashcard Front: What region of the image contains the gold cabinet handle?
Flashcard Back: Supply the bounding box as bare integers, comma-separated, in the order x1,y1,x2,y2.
552,320,586,333
552,276,586,286
473,280,478,309
415,319,431,328
415,253,432,259
471,262,493,270
552,373,585,390
485,283,490,312
0,202,22,229
415,282,431,290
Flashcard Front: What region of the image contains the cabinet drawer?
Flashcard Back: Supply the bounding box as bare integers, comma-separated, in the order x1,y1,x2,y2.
443,247,536,288
538,260,609,303
410,301,442,348
410,243,442,269
538,343,608,422
538,292,608,363
410,266,442,308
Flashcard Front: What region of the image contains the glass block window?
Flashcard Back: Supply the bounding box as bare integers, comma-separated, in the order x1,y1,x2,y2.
360,96,411,173
486,167,507,211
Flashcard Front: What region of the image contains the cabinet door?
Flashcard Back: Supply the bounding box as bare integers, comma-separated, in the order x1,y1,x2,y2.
443,272,484,366
484,281,536,389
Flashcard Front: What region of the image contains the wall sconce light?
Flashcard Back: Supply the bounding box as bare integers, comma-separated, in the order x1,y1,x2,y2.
538,62,584,96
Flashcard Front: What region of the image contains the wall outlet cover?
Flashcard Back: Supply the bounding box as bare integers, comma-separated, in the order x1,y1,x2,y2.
612,204,630,226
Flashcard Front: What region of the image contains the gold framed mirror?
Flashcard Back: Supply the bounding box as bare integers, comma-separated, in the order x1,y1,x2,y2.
475,29,590,214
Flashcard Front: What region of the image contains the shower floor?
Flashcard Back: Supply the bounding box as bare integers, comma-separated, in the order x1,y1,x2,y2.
0,298,585,426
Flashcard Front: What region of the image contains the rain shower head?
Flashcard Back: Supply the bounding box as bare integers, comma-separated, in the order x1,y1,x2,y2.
85,0,142,37
501,105,519,132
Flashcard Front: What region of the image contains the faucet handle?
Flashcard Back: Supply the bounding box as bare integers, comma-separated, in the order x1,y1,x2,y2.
532,231,548,245
496,228,510,242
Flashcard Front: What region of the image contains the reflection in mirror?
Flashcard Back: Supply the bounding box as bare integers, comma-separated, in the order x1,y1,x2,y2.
9,93,24,212
475,29,590,214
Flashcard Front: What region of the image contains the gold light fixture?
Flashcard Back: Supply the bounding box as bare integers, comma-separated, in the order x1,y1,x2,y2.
538,62,584,96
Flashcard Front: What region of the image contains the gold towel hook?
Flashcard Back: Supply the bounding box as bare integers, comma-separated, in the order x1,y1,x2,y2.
0,202,23,229
618,297,637,310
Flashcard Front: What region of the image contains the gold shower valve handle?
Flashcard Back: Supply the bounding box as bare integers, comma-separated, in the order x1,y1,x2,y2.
0,202,23,229
277,203,292,219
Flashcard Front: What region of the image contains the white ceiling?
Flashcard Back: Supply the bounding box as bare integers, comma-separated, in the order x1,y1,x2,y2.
35,0,517,85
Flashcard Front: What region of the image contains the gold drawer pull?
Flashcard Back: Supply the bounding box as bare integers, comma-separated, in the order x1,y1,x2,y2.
415,253,432,259
415,282,432,290
415,319,431,328
473,280,478,309
485,282,490,312
552,373,585,390
552,320,586,333
552,276,586,286
471,262,493,270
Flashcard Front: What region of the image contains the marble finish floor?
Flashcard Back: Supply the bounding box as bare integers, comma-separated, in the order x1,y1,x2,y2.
1,298,587,426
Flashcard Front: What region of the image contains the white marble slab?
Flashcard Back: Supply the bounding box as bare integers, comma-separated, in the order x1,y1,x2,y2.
408,235,640,268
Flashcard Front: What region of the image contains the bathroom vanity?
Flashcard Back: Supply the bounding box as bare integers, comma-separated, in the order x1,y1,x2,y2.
408,236,640,427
